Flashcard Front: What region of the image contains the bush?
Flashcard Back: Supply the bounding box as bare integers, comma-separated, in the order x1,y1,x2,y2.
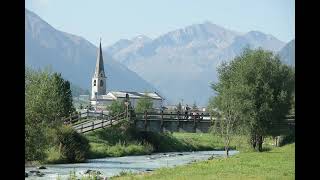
55,125,90,163
25,123,48,161
45,146,66,164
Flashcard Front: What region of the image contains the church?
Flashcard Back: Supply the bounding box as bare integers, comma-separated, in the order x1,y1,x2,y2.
90,40,164,110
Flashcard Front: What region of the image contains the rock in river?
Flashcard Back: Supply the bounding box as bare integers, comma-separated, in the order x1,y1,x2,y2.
38,166,47,169
29,170,45,177
85,169,102,175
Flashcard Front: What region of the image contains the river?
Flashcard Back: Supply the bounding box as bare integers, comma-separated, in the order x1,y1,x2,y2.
25,150,239,179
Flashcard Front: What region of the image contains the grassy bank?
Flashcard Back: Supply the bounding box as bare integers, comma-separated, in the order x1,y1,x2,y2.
111,143,295,180
45,123,274,163
85,125,153,159
85,125,239,159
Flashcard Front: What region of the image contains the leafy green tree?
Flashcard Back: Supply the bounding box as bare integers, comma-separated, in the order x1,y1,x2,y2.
25,122,49,161
207,97,217,117
135,93,153,113
210,48,295,152
25,67,76,161
108,100,126,117
51,73,75,118
25,67,52,161
290,90,295,115
209,87,242,157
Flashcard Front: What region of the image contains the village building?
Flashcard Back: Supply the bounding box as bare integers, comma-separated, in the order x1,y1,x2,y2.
90,40,164,110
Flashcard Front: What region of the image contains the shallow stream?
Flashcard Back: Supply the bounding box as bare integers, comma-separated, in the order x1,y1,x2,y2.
25,150,239,179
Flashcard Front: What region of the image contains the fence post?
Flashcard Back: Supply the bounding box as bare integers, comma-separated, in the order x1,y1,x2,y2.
110,116,113,127
193,114,196,132
102,118,104,128
144,110,148,131
81,124,83,133
92,121,94,131
161,110,164,132
177,111,180,131
87,109,89,117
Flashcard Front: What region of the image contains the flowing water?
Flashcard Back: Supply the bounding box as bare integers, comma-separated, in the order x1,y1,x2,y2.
25,150,239,179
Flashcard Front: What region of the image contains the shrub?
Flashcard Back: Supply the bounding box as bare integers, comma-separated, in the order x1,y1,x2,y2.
55,125,90,163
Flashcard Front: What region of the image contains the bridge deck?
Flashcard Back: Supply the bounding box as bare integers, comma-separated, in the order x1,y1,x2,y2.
65,111,294,135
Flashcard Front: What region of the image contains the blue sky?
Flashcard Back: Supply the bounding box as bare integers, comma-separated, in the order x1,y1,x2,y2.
26,0,294,46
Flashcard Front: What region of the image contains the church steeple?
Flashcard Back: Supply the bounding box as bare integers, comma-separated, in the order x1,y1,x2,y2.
92,38,107,100
94,38,105,78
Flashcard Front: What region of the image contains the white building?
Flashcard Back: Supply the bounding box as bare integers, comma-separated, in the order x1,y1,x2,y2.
90,40,164,110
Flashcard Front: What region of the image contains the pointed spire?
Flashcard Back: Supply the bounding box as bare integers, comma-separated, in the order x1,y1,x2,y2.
94,38,105,78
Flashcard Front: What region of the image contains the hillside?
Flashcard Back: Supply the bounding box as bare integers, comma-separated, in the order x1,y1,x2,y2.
25,9,159,95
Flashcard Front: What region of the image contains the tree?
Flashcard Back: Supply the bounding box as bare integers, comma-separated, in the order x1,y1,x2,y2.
192,102,198,111
210,48,294,152
51,73,75,118
176,102,182,112
108,100,126,117
25,67,76,161
209,87,242,157
135,93,153,113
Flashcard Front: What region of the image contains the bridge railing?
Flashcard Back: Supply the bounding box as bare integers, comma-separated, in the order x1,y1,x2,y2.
135,111,212,122
73,111,128,134
63,110,110,125
134,111,294,125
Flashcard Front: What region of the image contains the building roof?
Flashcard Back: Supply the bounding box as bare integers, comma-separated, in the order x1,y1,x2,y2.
92,91,163,101
94,39,106,78
109,91,163,100
93,94,114,101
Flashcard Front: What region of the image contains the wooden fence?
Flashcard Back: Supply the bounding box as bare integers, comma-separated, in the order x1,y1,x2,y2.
72,112,127,134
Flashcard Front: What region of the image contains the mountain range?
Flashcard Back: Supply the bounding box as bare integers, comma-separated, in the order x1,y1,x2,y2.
104,22,294,105
279,39,295,66
25,9,294,106
25,9,158,96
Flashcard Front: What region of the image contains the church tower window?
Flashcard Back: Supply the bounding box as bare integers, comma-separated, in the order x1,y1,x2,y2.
94,80,96,86
100,80,104,86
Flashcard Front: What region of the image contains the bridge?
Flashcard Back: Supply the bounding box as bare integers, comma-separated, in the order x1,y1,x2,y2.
63,110,295,135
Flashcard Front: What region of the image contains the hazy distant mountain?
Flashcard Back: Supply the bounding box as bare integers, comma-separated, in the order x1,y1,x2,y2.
25,8,290,106
278,39,295,66
105,22,286,105
25,9,158,95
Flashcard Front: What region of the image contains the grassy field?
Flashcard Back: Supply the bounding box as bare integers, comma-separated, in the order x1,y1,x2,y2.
111,143,295,180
